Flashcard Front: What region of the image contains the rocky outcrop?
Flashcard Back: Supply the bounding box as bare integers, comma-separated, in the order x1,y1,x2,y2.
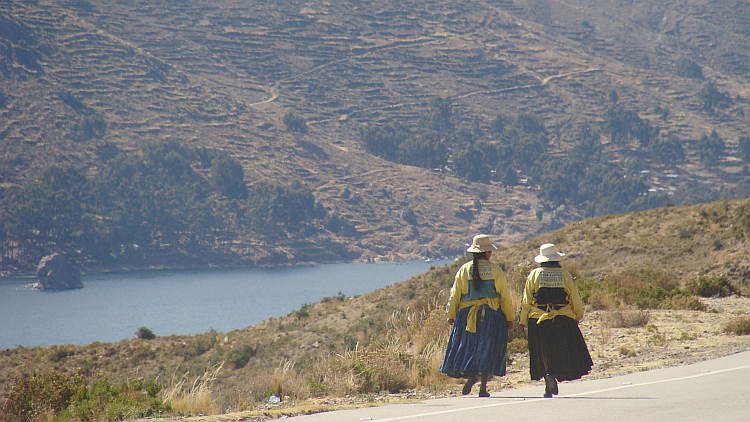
35,253,83,290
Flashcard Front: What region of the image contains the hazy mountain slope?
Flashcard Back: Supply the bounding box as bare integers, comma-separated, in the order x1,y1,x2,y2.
2,0,750,270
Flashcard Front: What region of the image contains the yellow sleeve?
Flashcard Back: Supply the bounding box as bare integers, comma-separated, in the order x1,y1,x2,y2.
446,263,469,320
493,266,515,322
520,268,541,325
564,270,585,320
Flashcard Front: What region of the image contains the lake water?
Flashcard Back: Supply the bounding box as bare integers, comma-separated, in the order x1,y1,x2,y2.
0,259,453,350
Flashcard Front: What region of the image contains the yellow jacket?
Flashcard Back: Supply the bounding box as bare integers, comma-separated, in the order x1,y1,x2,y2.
520,266,584,325
446,259,515,333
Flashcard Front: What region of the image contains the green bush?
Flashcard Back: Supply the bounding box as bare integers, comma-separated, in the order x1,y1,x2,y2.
507,337,528,355
1,372,171,422
211,153,247,199
577,268,706,310
227,344,257,369
674,57,704,79
50,346,74,362
73,378,171,421
282,110,308,133
145,381,161,398
136,326,156,340
686,275,740,298
1,372,82,422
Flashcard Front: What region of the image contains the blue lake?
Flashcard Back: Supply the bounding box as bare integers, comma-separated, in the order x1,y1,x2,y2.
0,259,453,349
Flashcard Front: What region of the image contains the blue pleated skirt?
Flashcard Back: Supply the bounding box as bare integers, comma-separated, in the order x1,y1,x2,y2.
439,305,509,378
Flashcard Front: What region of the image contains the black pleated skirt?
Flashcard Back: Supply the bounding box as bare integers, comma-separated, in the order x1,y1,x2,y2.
527,316,593,381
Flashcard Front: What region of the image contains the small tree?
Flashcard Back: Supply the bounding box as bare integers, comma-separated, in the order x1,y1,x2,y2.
696,130,725,166
698,81,731,113
739,136,750,163
136,326,156,340
421,96,454,134
502,166,519,186
283,110,308,133
674,57,704,79
489,113,505,134
211,154,247,199
608,89,619,104
515,113,547,135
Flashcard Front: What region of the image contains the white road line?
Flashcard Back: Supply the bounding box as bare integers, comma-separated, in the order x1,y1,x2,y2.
371,362,750,421
562,363,750,398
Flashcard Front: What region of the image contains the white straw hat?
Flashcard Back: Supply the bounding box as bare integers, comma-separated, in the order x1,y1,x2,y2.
534,243,565,262
466,234,497,253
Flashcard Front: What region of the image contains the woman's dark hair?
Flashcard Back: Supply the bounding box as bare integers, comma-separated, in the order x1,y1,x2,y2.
471,252,486,291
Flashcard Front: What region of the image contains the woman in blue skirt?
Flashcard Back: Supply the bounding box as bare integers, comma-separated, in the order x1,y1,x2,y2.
440,234,515,397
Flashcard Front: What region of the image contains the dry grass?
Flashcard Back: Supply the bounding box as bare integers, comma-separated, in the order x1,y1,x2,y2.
271,360,294,398
722,316,750,336
161,363,223,416
608,309,651,328
599,317,612,344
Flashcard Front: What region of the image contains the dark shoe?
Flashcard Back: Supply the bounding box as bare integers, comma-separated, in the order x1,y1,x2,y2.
544,374,558,396
543,390,553,398
478,389,490,397
462,374,478,395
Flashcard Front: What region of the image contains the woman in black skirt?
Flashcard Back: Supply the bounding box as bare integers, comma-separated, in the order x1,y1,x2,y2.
520,243,592,398
440,234,515,397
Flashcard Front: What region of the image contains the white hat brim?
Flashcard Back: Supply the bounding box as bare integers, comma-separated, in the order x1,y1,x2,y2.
467,245,498,253
534,252,564,263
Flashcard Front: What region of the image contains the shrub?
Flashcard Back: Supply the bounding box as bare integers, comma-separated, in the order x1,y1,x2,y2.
1,372,82,422
609,267,679,292
210,154,247,199
686,275,740,298
136,326,156,340
609,309,650,328
674,57,704,79
1,372,171,422
74,378,172,420
282,110,308,133
507,337,528,355
50,346,74,362
723,316,750,336
659,295,707,311
618,345,637,357
295,303,312,319
600,268,706,310
227,344,257,369
577,268,706,310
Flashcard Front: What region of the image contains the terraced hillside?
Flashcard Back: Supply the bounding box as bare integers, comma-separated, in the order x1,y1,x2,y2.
1,0,750,271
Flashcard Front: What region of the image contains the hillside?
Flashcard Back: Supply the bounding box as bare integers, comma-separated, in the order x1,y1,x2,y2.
2,199,750,421
2,0,750,273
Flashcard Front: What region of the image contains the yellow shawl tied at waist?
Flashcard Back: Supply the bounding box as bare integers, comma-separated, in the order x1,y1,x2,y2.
458,298,499,333
525,302,577,324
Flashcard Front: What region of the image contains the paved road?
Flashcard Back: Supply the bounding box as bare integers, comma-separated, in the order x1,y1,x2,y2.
280,351,750,422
